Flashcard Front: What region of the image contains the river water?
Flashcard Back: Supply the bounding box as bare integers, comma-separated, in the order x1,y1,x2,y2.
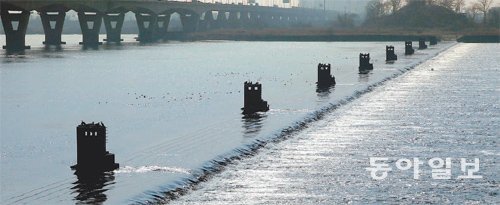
2,35,489,204
171,43,500,204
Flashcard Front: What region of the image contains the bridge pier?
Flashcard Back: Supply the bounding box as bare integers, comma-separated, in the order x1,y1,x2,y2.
77,11,103,47
249,12,260,28
214,11,227,29
156,12,171,41
180,13,199,32
227,11,240,28
199,11,215,31
240,11,251,29
40,6,67,47
103,12,125,43
135,12,158,43
260,13,273,28
1,3,31,52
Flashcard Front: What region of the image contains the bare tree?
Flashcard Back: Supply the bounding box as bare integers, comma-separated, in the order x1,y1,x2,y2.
438,0,455,10
425,0,438,5
476,0,494,24
388,0,403,14
454,0,466,13
365,0,386,20
467,3,482,22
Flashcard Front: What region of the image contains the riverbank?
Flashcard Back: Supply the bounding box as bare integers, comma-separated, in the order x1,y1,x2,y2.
172,28,499,43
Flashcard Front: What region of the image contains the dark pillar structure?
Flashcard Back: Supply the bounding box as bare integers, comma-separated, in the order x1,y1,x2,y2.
386,45,398,61
214,11,227,29
103,12,125,43
71,122,119,173
180,12,199,32
199,11,214,31
156,12,171,40
317,63,336,89
249,12,260,28
77,11,103,47
135,12,158,43
359,53,374,73
40,5,67,47
227,11,239,28
1,3,31,52
405,41,414,55
430,36,438,45
242,82,270,114
283,15,292,28
418,38,428,49
260,13,271,28
240,11,250,29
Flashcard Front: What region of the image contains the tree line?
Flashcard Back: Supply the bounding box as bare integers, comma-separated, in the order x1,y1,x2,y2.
364,0,498,27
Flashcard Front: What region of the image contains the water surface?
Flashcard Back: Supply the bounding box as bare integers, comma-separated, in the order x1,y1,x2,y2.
0,35,455,204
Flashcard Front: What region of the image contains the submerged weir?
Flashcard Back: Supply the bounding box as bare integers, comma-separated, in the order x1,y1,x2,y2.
0,38,455,204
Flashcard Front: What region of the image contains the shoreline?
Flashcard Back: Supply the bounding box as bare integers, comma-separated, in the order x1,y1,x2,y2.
165,28,499,43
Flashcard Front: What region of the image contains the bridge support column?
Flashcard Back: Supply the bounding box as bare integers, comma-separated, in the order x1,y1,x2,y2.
180,13,199,33
77,11,103,47
283,16,292,28
240,11,251,29
40,7,67,47
199,11,214,31
1,3,31,52
135,12,158,43
103,12,125,43
156,13,171,41
254,13,262,29
227,11,239,28
214,11,227,29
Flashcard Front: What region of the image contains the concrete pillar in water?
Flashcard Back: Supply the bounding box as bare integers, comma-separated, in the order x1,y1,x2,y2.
405,41,414,55
180,12,199,32
386,45,398,61
1,2,31,52
359,53,374,73
260,13,272,28
227,11,240,28
77,11,103,47
430,36,438,45
214,11,227,29
156,12,171,40
40,5,67,47
249,12,260,28
135,11,158,43
317,63,336,89
71,122,119,173
240,11,251,29
242,82,270,114
199,11,214,31
418,38,428,49
103,11,125,43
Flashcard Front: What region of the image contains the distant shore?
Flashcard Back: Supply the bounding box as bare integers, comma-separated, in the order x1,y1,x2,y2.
172,28,500,43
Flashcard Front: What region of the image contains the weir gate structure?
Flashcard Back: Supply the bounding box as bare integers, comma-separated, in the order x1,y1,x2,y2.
0,0,335,51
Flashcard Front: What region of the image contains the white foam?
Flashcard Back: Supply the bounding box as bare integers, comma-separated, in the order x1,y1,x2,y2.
115,166,191,174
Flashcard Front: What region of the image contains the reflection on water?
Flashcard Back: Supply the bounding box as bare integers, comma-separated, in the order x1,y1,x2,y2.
316,85,335,99
43,45,63,52
241,113,267,138
71,172,115,204
358,72,371,83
